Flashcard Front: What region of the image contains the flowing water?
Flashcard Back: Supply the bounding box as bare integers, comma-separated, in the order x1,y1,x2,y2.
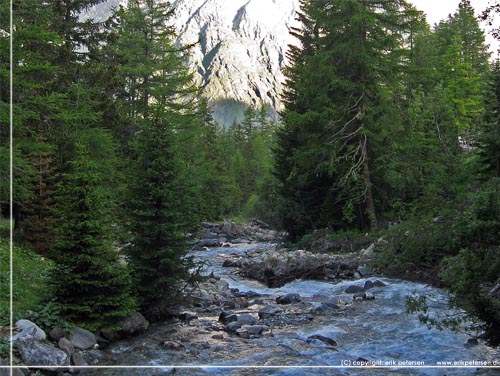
81,243,500,375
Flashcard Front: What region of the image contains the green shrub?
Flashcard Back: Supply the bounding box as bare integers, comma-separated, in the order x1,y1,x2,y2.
0,238,55,327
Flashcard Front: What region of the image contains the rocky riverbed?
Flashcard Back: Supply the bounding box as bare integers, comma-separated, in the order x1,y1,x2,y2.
4,222,500,375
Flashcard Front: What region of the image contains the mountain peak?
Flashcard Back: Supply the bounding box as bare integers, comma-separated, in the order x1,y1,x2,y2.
84,0,301,125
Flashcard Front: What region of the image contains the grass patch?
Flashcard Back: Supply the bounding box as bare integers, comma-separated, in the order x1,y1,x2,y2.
0,238,55,327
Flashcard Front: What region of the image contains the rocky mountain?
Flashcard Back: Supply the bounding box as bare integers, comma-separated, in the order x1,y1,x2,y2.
84,0,301,126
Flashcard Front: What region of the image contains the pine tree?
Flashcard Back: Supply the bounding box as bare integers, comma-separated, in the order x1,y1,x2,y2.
114,0,203,317
20,141,59,255
276,0,414,238
478,60,500,177
51,145,135,331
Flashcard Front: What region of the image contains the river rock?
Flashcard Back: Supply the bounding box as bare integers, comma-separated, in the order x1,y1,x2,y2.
243,290,260,298
235,328,250,338
121,312,149,336
314,302,340,313
70,327,96,350
232,238,250,244
222,259,241,267
12,320,46,341
365,293,375,300
71,352,88,366
345,285,365,293
353,293,366,301
162,341,184,350
49,327,65,342
234,297,249,308
242,325,264,335
225,321,242,333
219,311,238,324
276,293,301,304
372,280,387,287
95,334,111,349
198,239,221,247
0,368,23,376
306,334,337,348
464,338,479,348
58,338,75,356
237,314,258,326
16,337,69,368
200,231,219,239
179,312,198,322
258,305,283,319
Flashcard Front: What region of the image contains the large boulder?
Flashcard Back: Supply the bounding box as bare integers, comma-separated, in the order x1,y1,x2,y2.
121,312,149,336
15,337,69,368
12,320,46,341
69,327,96,350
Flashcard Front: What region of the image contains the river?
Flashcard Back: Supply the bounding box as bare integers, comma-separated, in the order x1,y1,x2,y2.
80,242,500,375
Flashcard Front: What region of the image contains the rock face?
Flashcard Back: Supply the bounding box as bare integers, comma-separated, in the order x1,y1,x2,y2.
83,0,301,126
171,0,300,125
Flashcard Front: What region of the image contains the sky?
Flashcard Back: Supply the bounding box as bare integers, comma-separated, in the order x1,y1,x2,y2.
413,0,499,54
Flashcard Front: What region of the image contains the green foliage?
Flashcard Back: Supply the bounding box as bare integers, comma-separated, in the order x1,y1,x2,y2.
380,178,500,344
51,145,135,331
18,141,59,256
477,60,500,177
0,238,55,326
441,247,500,345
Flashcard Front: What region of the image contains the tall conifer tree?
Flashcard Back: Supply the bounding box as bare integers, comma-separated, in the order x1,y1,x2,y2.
276,0,414,238
114,0,202,318
51,145,135,331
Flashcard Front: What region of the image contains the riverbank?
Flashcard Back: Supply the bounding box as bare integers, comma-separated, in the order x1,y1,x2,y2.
4,222,500,375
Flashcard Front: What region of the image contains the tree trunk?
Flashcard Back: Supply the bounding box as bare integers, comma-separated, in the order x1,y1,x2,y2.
362,146,378,230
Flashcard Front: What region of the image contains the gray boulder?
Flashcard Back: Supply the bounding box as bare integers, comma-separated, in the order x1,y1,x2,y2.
49,327,65,342
121,312,149,336
364,280,374,290
276,293,301,305
71,352,88,366
15,337,69,368
58,337,75,356
314,302,340,313
258,305,283,319
372,280,387,287
12,320,46,341
242,325,264,335
225,321,241,333
235,328,250,338
198,239,221,247
237,314,258,326
345,285,365,293
218,311,238,324
306,334,337,348
70,327,96,350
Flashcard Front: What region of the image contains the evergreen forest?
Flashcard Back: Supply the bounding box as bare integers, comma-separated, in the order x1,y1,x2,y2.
1,0,500,353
